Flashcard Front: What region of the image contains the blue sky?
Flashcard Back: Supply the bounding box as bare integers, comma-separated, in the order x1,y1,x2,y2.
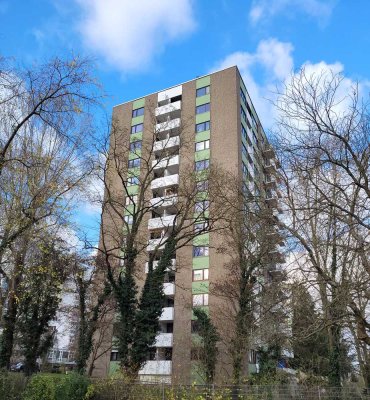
1,0,369,242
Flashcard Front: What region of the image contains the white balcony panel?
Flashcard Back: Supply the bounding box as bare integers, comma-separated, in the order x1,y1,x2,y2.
139,360,172,376
145,259,176,273
155,100,181,116
163,282,175,296
146,238,165,252
155,118,181,134
159,307,174,321
153,135,180,152
154,333,173,348
151,174,179,190
150,195,177,209
152,155,179,169
158,85,182,102
148,215,176,230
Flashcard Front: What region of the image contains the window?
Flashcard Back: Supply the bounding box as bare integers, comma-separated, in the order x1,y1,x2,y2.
196,103,210,114
191,320,200,333
192,293,209,307
110,352,120,361
196,86,210,97
253,132,258,145
124,215,133,224
132,107,144,117
242,143,248,157
125,195,137,206
130,141,142,152
193,246,209,257
128,158,140,168
195,140,210,152
242,162,248,177
241,125,247,142
131,123,143,134
240,88,247,105
195,159,209,171
192,269,209,281
127,177,139,186
241,106,247,122
194,221,208,233
195,200,209,213
196,180,209,192
195,121,210,133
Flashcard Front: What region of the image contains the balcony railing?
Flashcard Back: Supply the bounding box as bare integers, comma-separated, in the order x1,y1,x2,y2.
150,195,177,209
151,174,179,190
154,333,173,348
152,155,179,170
145,259,176,273
148,214,176,230
159,307,174,321
155,118,180,134
155,100,181,117
163,282,175,296
139,360,172,376
153,135,180,153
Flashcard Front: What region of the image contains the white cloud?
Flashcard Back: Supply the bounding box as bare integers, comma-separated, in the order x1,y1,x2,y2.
211,39,370,129
249,0,336,25
211,38,294,127
75,0,196,72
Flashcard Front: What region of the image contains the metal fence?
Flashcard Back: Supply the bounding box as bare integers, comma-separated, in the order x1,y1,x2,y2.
91,382,370,400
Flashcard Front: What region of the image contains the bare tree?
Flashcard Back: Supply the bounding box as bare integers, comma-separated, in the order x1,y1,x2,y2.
273,67,369,387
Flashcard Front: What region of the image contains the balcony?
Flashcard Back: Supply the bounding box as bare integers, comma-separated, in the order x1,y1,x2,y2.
155,118,181,134
159,307,174,321
150,195,177,209
155,100,181,121
264,159,277,174
154,333,173,348
266,193,278,208
147,238,166,252
153,135,180,153
152,155,179,170
145,259,176,273
263,145,276,159
148,214,176,230
151,174,179,190
163,282,175,296
265,176,277,190
139,360,172,376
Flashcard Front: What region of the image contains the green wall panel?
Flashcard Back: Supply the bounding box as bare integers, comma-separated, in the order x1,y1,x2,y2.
195,112,210,125
127,167,140,177
124,205,134,215
192,256,209,269
109,361,119,375
193,233,209,246
127,185,139,195
129,151,141,160
196,76,210,89
130,132,143,142
192,281,209,294
132,98,145,109
191,306,209,321
131,115,144,126
196,94,210,106
195,130,210,143
194,149,210,162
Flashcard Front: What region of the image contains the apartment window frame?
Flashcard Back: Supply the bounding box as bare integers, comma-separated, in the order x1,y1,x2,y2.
195,159,210,171
125,195,138,206
131,123,143,134
128,158,140,169
192,269,209,282
241,106,247,122
196,86,210,97
195,140,210,152
127,176,139,186
194,221,209,233
130,141,142,152
193,246,209,257
192,293,209,307
196,180,209,192
124,215,133,225
194,200,209,213
240,88,247,105
132,107,144,118
242,143,248,158
195,103,210,115
195,121,210,133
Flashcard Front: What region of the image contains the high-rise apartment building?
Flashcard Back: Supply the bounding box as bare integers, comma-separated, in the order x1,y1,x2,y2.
95,66,283,383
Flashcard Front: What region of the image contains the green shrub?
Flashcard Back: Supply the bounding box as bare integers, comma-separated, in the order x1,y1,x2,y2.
0,370,27,400
55,373,89,400
23,373,90,400
22,374,58,400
